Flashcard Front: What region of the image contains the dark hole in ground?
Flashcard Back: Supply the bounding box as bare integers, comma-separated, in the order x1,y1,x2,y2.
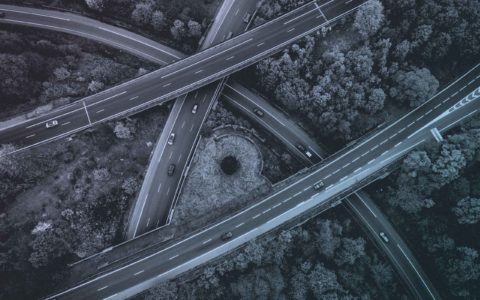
221,155,239,175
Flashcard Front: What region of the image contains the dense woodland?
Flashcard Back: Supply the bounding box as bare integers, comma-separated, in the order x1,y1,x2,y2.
0,107,168,299
141,209,407,299
250,0,480,146
369,112,480,298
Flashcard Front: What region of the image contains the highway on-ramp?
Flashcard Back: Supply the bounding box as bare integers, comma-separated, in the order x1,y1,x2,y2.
45,63,480,300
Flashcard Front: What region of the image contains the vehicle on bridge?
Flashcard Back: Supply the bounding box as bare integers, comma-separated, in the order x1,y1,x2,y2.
221,231,233,240
253,108,264,117
313,180,325,190
296,143,313,158
167,164,176,176
192,104,198,114
45,120,59,128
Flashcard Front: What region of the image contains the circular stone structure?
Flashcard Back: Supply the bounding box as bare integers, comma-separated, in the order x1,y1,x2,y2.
220,155,239,175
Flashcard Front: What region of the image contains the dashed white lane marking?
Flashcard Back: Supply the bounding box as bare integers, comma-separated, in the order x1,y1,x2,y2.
146,218,150,227
272,203,282,209
354,168,362,173
324,174,332,179
97,286,108,291
129,96,139,101
181,121,186,129
163,83,172,87
287,27,295,33
226,56,235,61
395,142,402,148
25,134,36,139
234,222,244,229
263,208,271,214
62,122,71,126
368,159,375,165
381,150,389,156
157,183,162,193
168,254,179,260
194,69,203,74
202,239,212,245
257,42,265,47
134,270,144,276
96,109,104,114
340,176,348,182
325,184,333,191
252,214,261,219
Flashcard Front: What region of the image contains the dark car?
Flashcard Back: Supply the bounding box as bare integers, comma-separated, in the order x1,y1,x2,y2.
253,108,264,117
313,180,325,190
221,232,233,240
167,164,176,176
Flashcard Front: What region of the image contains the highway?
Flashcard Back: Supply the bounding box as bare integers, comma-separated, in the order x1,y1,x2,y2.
223,80,440,299
45,62,480,299
0,0,366,154
0,4,183,64
127,0,258,238
345,192,440,299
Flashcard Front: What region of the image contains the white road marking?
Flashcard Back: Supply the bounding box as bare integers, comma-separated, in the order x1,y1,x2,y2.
129,96,139,101
272,203,281,209
287,27,295,33
226,56,235,61
284,4,317,25
293,191,302,197
368,159,375,165
354,168,362,173
313,0,328,21
168,254,179,260
157,183,162,193
325,184,333,191
97,286,108,291
169,152,173,159
134,270,144,276
202,239,212,245
146,218,150,227
263,208,271,214
166,187,171,195
25,134,36,139
194,69,203,74
234,222,244,229
163,83,172,88
324,174,332,179
394,142,402,148
177,154,183,163
342,163,350,169
190,124,195,132
96,109,104,114
103,294,118,300
252,214,261,219
381,150,389,156
61,122,71,126
162,38,253,79
257,42,265,47
397,244,437,299
83,102,92,124
340,176,348,182
181,121,186,129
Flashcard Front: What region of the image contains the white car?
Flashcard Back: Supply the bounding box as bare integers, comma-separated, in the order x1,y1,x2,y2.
167,133,175,145
45,120,59,128
379,232,389,243
192,104,198,114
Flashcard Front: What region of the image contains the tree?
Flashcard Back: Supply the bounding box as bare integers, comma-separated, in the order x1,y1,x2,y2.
446,247,480,297
390,67,439,107
151,10,166,31
131,2,154,26
187,20,202,38
334,237,366,266
308,263,342,297
170,20,186,41
452,197,480,225
432,143,466,185
353,0,384,38
85,0,104,12
113,122,133,139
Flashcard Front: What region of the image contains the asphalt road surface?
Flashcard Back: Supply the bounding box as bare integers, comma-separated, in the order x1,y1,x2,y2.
222,81,441,299
0,0,366,154
126,0,259,238
345,192,440,299
45,63,480,300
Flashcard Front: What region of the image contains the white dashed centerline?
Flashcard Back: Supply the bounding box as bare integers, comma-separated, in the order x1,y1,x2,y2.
134,270,144,276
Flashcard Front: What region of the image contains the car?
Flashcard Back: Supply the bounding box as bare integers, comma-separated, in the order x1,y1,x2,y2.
167,164,176,176
45,120,59,128
296,143,306,152
313,180,325,190
167,133,175,145
226,31,233,40
253,108,264,117
379,232,389,243
305,150,313,158
243,13,251,23
221,231,233,240
192,104,198,114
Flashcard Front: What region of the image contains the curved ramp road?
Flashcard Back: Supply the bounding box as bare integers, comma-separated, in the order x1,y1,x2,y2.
0,4,183,64
0,0,366,153
45,65,480,300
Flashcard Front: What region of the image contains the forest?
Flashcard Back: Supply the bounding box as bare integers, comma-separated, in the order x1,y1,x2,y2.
248,0,480,147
